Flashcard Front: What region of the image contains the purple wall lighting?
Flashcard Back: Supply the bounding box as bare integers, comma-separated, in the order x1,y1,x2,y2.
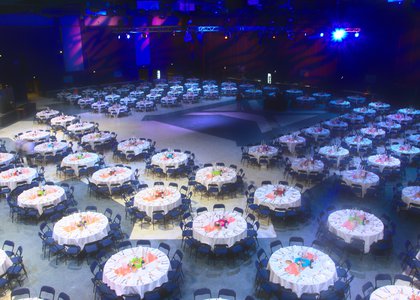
60,16,85,72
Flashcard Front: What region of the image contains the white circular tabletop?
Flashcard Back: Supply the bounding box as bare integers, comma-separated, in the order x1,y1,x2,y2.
254,184,301,210
134,186,181,216
195,166,237,188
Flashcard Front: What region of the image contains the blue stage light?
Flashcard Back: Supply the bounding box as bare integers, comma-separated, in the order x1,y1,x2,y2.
354,32,360,38
332,28,347,41
320,32,324,37
126,33,131,39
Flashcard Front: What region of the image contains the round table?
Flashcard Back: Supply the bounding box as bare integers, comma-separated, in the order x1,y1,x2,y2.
91,101,110,112
398,108,420,116
136,101,154,110
151,151,189,172
53,212,109,249
67,122,95,134
119,97,137,106
291,158,324,174
161,96,177,105
386,113,413,123
312,92,331,101
81,132,113,148
105,94,121,102
367,154,401,173
360,127,386,138
248,145,278,162
401,186,420,207
103,246,170,297
304,127,330,141
0,153,14,166
34,141,67,156
342,113,364,124
344,136,372,151
118,139,150,156
146,94,161,102
296,96,316,104
285,89,303,97
130,91,145,97
36,109,59,120
319,146,350,167
370,285,419,300
0,167,37,190
78,97,95,107
195,166,237,188
368,102,390,112
61,152,99,176
376,121,401,131
134,186,181,216
0,249,13,276
277,135,306,153
353,107,376,117
192,211,247,249
407,134,420,146
268,246,337,297
91,167,133,189
18,130,50,142
254,184,301,210
221,87,237,96
390,144,420,162
66,94,81,103
17,185,66,215
50,115,76,127
329,100,350,109
341,170,380,197
347,95,366,104
327,209,384,253
108,105,128,116
323,119,348,130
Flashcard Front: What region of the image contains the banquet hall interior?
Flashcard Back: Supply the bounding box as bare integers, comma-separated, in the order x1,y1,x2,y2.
0,0,419,299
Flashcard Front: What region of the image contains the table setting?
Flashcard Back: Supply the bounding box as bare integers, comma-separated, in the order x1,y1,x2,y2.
370,285,419,300
195,166,237,188
66,122,95,134
17,185,66,215
390,144,420,162
36,108,60,120
248,144,278,161
329,99,351,108
323,119,348,129
151,151,189,172
268,246,337,297
341,113,364,124
304,126,330,141
91,101,110,112
0,152,15,166
367,154,401,172
401,186,420,207
353,107,376,117
277,134,306,153
327,209,384,253
340,169,380,197
407,134,420,146
386,113,413,123
296,96,316,104
77,97,95,107
291,158,324,174
312,92,331,101
368,101,390,112
18,130,50,142
134,186,181,216
0,167,37,190
254,184,301,210
398,108,420,116
344,135,372,151
105,94,121,102
192,211,247,249
119,97,137,106
81,132,113,148
34,141,67,156
91,166,133,189
360,127,386,138
285,89,304,97
376,120,401,131
50,115,76,127
118,138,150,156
318,145,350,167
53,211,109,249
61,152,99,175
0,249,13,276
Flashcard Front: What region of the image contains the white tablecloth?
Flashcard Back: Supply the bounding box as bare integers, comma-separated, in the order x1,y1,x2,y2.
103,246,170,297
61,152,99,175
386,113,413,123
277,135,306,153
370,285,419,300
360,127,386,138
342,113,364,123
368,102,390,111
118,139,150,156
67,122,95,134
151,152,189,172
291,158,324,174
398,108,420,116
0,167,37,190
129,91,144,97
91,167,133,188
91,101,110,112
78,97,95,107
344,136,372,151
376,121,401,131
0,153,14,166
0,249,13,276
36,109,59,120
18,130,50,142
390,144,420,162
329,100,350,108
192,211,247,249
17,185,66,215
327,209,384,253
296,96,316,103
254,184,301,210
268,246,337,297
134,186,181,216
108,105,128,115
105,94,120,102
323,119,348,129
53,212,109,249
367,155,401,172
341,170,379,197
285,89,303,96
319,146,349,167
50,115,76,127
81,132,113,148
119,97,137,106
347,95,366,104
248,145,278,161
34,142,67,156
353,107,376,116
312,92,331,100
195,166,237,188
401,186,420,207
408,134,420,146
304,127,330,141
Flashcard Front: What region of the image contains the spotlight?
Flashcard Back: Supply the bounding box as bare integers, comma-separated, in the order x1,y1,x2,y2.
332,28,347,42
354,32,360,38
126,33,130,39
304,32,307,37
272,35,276,39
33,76,36,79
59,50,63,54
117,34,121,39
320,32,324,37
172,31,176,36
224,34,228,40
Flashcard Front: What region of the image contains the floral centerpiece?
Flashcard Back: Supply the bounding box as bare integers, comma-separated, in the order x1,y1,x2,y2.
129,257,145,269
349,211,368,225
76,218,88,229
165,152,175,159
13,169,22,177
399,144,412,151
258,144,270,152
274,186,286,197
75,153,85,160
285,251,317,276
214,218,229,229
300,158,314,167
154,189,166,198
37,188,46,197
211,168,223,177
108,168,117,176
